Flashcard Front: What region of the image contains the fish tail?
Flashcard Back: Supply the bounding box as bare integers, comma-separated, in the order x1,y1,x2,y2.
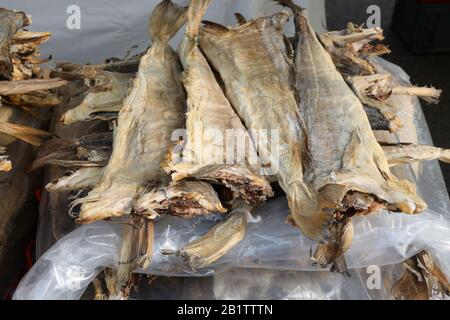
149,0,188,43
186,0,213,39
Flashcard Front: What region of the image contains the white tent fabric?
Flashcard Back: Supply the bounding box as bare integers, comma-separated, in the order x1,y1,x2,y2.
2,0,326,64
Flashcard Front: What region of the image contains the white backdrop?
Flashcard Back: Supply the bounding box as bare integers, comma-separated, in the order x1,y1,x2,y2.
1,0,326,64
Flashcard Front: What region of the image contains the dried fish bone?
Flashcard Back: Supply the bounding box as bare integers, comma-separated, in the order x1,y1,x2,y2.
275,2,425,270
61,72,132,125
134,180,226,219
165,0,272,206
74,0,188,224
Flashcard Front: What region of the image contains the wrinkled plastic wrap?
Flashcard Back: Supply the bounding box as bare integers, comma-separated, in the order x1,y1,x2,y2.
14,59,450,300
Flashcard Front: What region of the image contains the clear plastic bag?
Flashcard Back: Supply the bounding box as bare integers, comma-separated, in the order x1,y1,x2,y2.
14,59,450,300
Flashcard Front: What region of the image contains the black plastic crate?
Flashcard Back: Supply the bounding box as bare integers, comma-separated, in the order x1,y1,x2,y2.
393,0,450,53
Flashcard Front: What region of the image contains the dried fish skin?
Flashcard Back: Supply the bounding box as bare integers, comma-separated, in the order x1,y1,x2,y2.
0,146,11,171
0,122,50,146
0,8,30,80
180,207,247,270
382,143,450,167
61,72,132,125
45,167,104,192
74,0,188,224
199,11,319,237
164,0,272,206
0,78,67,95
392,250,450,300
134,180,226,219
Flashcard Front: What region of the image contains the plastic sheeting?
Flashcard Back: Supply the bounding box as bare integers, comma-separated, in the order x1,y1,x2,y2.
13,57,450,299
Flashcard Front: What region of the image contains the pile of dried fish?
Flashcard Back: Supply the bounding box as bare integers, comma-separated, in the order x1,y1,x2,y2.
13,0,450,300
0,7,68,172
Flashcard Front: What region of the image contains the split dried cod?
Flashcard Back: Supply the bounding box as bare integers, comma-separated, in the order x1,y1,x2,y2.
392,250,450,300
177,202,248,270
0,146,11,171
73,0,188,223
134,180,226,219
61,71,132,125
199,8,311,240
163,0,272,206
0,8,30,80
277,2,426,270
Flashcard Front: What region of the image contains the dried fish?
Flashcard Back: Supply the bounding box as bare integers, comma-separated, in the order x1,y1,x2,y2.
30,132,112,171
0,146,11,171
0,78,67,95
0,122,50,146
45,167,104,192
165,0,272,206
382,143,450,167
319,24,441,132
392,250,450,300
134,180,226,219
61,72,132,125
274,2,425,270
179,203,248,270
199,8,322,239
74,0,188,223
0,8,30,80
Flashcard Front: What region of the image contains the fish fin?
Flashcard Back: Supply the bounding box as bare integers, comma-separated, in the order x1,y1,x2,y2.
234,13,247,25
149,0,188,43
186,0,213,39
